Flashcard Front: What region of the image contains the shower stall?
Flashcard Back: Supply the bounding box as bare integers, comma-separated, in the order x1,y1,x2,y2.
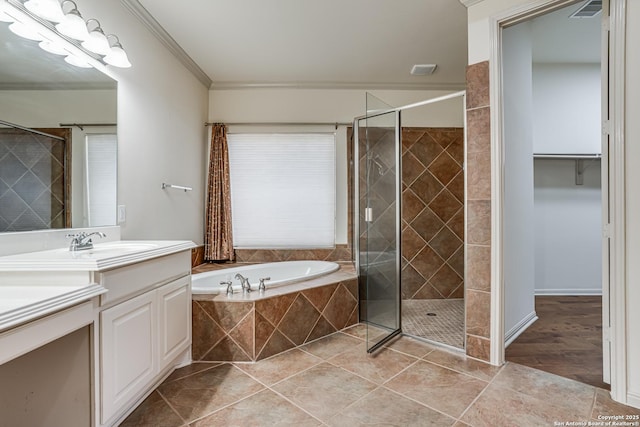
354,91,466,351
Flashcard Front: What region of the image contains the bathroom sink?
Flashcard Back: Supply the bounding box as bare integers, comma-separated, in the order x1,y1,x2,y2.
68,242,160,256
0,240,195,272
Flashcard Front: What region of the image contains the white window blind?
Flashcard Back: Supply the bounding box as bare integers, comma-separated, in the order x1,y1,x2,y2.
86,134,117,226
227,133,336,248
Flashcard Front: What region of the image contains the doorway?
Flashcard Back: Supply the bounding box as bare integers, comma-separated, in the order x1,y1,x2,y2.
500,1,608,388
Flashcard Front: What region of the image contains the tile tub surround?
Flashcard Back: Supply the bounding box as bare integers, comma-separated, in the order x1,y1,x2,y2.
120,325,640,427
192,265,358,361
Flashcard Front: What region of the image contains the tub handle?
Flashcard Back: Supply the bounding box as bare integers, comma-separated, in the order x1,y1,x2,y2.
259,277,271,292
221,280,233,295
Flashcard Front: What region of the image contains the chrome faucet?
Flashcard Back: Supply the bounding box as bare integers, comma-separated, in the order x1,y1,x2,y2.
221,280,234,295
234,273,251,293
258,277,271,292
65,231,106,251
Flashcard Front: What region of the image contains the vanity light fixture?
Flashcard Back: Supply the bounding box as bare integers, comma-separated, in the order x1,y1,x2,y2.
63,53,91,68
0,7,13,21
38,39,69,55
103,34,131,68
23,0,64,22
8,20,43,40
81,19,110,55
1,0,131,68
54,1,88,40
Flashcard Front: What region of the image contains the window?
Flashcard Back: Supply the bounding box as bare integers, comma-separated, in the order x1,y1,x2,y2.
85,134,117,226
227,133,335,248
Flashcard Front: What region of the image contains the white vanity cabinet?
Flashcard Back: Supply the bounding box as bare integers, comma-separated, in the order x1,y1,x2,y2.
0,239,194,427
96,249,192,426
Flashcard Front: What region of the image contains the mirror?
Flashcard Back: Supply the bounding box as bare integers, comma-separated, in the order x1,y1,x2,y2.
0,21,117,232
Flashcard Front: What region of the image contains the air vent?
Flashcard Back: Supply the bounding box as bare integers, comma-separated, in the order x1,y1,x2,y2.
569,0,602,18
410,64,437,75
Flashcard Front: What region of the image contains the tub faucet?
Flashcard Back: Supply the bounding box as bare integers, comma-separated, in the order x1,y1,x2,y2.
66,231,106,251
221,281,233,295
235,273,251,293
259,277,271,292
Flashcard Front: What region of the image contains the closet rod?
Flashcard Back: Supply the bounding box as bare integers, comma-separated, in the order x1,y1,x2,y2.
533,153,602,159
0,119,65,141
59,123,117,130
205,122,351,128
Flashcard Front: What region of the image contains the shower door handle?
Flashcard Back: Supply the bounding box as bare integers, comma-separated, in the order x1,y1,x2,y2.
365,207,373,222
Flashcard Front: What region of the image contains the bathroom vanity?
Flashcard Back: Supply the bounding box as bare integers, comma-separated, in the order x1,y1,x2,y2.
0,239,194,427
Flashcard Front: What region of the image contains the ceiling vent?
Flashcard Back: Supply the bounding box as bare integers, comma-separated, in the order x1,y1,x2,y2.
410,64,437,75
569,0,602,18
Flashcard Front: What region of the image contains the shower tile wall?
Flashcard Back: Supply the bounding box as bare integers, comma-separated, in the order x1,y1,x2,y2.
401,127,464,300
0,129,67,232
465,61,492,362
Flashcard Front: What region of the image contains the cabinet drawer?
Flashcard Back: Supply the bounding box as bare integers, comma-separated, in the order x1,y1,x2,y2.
98,251,190,306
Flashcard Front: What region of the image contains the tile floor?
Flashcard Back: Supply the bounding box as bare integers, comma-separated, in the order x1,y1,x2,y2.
402,299,464,348
120,324,640,427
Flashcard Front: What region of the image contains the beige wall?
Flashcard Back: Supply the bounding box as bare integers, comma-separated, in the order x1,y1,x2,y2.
210,88,465,245
80,0,210,244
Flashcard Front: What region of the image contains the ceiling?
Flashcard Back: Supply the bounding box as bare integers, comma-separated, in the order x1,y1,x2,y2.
531,1,602,64
134,0,469,90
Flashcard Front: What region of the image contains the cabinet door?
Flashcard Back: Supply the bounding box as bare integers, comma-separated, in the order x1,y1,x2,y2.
158,276,191,369
100,291,156,424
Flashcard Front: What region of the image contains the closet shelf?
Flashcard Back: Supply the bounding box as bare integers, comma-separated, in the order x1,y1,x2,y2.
533,153,601,185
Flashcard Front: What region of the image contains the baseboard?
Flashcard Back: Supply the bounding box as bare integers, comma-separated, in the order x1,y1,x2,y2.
627,391,640,410
505,311,538,347
535,289,603,296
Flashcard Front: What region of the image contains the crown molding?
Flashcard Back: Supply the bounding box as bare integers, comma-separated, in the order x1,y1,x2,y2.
459,0,485,7
210,81,467,91
120,0,212,88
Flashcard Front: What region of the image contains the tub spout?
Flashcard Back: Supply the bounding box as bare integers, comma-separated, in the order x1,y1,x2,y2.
235,273,251,293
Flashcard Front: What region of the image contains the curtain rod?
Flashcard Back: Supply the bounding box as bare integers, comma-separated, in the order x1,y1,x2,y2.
0,119,65,141
205,122,351,129
59,123,117,130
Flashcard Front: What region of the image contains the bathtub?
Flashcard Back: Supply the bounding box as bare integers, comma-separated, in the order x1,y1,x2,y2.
191,260,340,294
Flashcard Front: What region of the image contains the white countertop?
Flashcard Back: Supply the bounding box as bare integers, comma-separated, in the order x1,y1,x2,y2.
0,240,195,272
0,283,106,333
0,240,195,333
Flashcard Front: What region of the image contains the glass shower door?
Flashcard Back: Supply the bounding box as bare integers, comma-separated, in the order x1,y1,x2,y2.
356,93,402,353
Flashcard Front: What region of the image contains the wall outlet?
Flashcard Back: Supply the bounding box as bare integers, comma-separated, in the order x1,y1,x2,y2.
117,205,126,223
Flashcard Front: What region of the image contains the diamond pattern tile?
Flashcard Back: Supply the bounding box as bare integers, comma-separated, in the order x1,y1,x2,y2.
400,128,464,301
0,130,67,232
193,279,359,363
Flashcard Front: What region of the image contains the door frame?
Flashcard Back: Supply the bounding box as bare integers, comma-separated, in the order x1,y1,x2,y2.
488,0,627,402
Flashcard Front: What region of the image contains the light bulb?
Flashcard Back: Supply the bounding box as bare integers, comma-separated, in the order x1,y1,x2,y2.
104,35,132,68
55,6,88,40
39,40,69,55
24,0,64,22
8,21,45,41
64,54,92,68
81,20,110,55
